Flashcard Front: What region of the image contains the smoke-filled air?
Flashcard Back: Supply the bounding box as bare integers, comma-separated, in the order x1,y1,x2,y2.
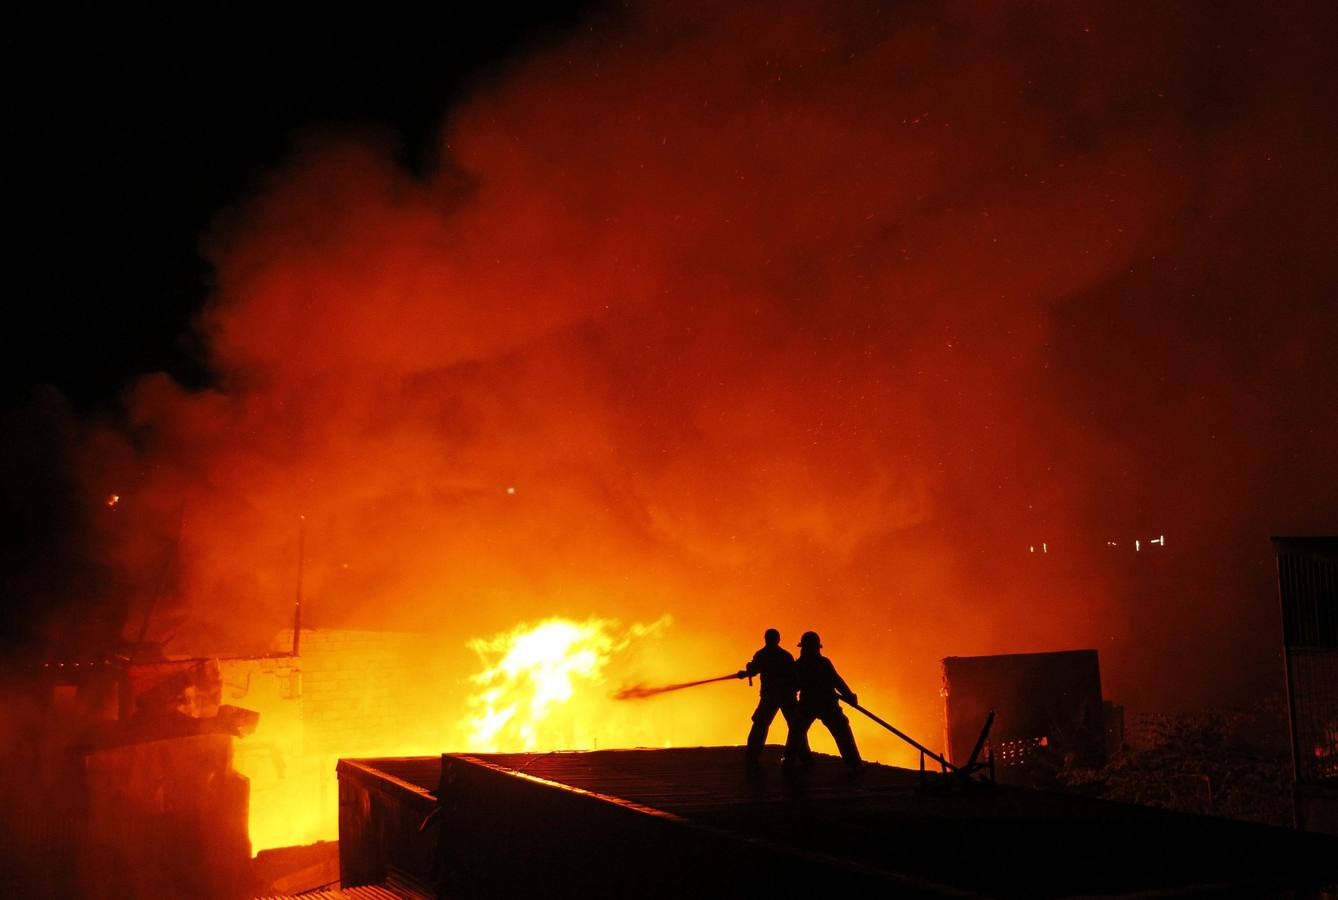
53,0,1337,847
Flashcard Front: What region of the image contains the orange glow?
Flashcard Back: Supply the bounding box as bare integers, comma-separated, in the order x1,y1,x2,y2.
228,613,923,853
233,617,685,853
465,616,670,751
92,608,919,858
466,618,612,749
72,0,1313,860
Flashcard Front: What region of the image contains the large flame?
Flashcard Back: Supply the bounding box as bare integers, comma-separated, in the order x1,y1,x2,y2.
465,616,670,751
237,615,683,853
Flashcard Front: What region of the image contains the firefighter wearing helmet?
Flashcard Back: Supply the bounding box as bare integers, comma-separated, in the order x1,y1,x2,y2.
736,628,803,769
787,631,862,770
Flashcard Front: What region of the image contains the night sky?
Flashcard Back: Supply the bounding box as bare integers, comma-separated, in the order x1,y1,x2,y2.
3,1,1336,732
7,3,592,407
3,2,591,643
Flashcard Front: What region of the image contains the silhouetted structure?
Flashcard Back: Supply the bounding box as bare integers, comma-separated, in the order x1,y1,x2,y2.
82,734,250,899
788,631,861,769
1274,536,1338,834
942,650,1106,784
337,748,1338,897
737,628,799,767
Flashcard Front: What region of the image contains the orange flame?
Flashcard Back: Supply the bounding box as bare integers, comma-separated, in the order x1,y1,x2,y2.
464,615,671,751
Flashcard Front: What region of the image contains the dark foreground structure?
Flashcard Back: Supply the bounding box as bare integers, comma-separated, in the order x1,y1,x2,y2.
334,746,1337,898
942,649,1107,782
1274,536,1338,834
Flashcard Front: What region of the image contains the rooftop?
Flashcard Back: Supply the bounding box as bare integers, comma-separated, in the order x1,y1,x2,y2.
341,746,1338,897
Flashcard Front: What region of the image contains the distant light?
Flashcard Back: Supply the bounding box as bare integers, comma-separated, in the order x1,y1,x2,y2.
1042,542,1048,554
105,493,120,508
506,486,517,496
1135,540,1141,552
1150,535,1165,547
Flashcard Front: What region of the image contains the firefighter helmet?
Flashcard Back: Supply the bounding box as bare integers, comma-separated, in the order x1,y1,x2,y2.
798,631,822,649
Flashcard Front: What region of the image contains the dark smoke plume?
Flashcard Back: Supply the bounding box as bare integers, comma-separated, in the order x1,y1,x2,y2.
56,0,1338,747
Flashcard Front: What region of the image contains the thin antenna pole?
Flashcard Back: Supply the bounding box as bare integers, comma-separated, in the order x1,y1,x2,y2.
135,500,186,655
292,515,305,657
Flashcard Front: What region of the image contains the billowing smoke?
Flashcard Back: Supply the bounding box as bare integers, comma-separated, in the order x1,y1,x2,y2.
67,0,1338,747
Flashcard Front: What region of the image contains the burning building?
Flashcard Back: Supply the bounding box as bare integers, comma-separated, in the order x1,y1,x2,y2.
7,654,256,898
5,0,1338,895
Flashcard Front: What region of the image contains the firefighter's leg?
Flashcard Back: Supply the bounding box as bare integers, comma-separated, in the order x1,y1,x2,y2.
822,707,862,768
780,699,812,766
783,709,816,769
746,698,781,764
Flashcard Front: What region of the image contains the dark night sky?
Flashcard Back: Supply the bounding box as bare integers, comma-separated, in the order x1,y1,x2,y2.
7,3,592,408
3,3,593,644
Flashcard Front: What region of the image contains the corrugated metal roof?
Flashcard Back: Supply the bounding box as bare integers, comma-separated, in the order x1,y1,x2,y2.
264,887,397,900
421,745,1338,897
257,866,433,899
462,746,921,817
342,756,440,796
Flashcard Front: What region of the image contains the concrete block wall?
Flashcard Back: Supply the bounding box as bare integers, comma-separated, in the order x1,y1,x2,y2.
296,629,442,757
220,628,451,848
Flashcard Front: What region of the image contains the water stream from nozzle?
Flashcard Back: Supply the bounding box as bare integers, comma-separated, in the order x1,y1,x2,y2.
613,672,740,700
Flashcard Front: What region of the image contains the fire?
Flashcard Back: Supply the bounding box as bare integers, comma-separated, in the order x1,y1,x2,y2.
464,616,670,751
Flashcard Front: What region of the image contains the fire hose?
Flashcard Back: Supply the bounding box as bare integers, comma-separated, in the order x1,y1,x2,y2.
840,697,959,773
614,674,965,775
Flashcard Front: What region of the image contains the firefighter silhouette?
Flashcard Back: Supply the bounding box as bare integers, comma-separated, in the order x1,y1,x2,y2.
786,631,862,770
737,628,803,768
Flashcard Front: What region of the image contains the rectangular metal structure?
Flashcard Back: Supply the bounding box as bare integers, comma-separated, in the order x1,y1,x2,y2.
336,758,439,890
941,650,1106,779
339,747,1338,897
1273,536,1338,834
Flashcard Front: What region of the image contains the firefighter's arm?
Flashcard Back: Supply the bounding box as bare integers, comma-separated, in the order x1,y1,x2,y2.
832,663,857,705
